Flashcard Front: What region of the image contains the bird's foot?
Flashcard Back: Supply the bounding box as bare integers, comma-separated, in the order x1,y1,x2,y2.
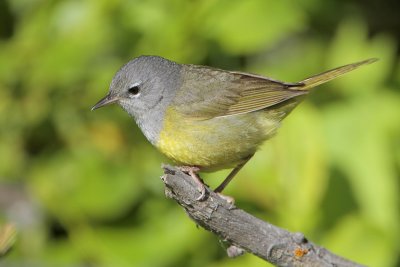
178,166,207,201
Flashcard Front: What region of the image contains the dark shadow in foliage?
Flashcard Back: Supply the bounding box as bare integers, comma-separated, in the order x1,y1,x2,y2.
320,167,359,231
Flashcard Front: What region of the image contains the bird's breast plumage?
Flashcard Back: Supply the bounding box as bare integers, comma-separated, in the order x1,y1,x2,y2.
156,106,283,171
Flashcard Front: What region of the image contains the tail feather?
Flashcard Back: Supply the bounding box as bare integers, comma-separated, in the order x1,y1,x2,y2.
293,58,378,90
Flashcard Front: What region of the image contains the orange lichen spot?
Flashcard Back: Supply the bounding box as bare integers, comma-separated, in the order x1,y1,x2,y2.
294,247,308,258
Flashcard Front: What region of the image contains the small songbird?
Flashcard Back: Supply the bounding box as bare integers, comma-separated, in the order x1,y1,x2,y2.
92,56,376,200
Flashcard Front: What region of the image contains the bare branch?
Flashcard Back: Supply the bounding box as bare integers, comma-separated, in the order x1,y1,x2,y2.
161,165,365,267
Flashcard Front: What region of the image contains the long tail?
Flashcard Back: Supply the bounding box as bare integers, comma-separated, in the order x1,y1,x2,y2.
293,58,378,90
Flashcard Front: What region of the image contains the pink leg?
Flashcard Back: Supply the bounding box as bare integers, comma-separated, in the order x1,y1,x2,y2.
178,166,207,201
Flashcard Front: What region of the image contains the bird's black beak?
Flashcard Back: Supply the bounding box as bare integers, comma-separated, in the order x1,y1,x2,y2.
91,93,119,111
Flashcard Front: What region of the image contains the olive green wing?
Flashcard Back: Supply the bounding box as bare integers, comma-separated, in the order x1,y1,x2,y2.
172,65,307,120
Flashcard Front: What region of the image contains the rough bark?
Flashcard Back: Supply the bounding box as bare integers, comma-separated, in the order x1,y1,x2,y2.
161,165,365,267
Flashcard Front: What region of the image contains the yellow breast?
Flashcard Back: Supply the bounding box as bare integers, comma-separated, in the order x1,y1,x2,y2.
156,107,280,171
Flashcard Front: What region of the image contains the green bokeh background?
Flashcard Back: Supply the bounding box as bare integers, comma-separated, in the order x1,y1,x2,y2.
0,0,399,266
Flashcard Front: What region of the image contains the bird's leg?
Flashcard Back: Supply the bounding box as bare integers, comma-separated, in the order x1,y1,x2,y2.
213,155,253,207
177,166,207,201
214,154,254,193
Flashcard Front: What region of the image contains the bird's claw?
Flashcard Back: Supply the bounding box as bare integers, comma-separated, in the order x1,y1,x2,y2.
196,184,207,201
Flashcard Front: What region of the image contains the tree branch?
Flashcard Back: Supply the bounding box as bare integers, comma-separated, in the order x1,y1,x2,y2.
161,165,365,267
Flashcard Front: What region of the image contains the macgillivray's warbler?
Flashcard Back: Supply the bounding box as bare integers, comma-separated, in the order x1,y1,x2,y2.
92,56,377,200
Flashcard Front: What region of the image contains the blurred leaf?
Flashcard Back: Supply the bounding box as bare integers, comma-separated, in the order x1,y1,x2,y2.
0,223,17,257
68,207,208,267
322,215,397,267
271,104,329,231
323,93,400,234
201,0,307,54
328,17,397,96
29,150,142,222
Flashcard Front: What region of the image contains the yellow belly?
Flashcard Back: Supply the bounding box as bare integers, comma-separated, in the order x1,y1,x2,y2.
156,107,281,171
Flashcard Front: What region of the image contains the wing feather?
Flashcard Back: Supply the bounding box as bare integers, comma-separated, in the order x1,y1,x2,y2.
172,65,307,119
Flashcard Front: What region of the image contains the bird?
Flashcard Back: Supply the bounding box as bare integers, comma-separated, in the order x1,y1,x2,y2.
92,56,377,200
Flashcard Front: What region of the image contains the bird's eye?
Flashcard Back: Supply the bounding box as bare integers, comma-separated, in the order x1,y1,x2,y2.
128,84,140,96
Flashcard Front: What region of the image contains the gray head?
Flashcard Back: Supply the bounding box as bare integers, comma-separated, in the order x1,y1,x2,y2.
92,56,182,144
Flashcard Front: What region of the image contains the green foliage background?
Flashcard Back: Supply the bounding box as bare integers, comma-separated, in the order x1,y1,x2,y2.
0,0,399,266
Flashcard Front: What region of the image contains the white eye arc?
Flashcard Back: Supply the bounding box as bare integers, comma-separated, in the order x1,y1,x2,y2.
128,82,141,98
